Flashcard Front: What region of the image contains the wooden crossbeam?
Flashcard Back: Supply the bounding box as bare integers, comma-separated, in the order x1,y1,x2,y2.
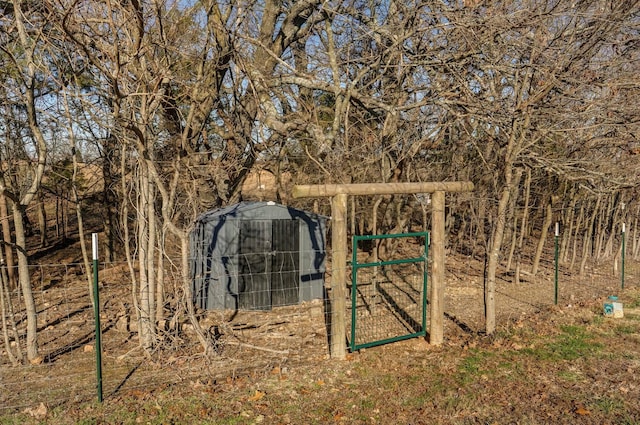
293,182,474,198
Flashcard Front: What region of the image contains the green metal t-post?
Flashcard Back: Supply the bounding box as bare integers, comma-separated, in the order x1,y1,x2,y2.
92,233,103,403
622,223,626,290
351,236,358,353
554,222,559,305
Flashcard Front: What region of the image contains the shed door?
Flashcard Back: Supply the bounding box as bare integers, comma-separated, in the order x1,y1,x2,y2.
238,220,300,310
238,220,271,310
271,219,300,307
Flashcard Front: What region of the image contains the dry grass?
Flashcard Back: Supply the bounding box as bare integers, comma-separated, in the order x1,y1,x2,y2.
4,290,640,424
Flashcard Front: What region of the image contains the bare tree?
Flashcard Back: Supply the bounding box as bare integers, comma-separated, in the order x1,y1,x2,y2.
0,0,62,362
416,1,640,334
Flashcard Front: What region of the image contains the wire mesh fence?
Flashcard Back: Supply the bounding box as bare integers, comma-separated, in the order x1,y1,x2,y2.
348,261,427,350
1,241,639,413
348,232,428,351
0,259,329,413
443,250,640,336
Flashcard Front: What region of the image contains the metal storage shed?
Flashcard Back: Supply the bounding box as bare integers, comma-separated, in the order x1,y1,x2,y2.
190,201,328,311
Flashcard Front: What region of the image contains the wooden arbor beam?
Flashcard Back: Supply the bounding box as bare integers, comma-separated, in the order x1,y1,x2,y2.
293,182,474,198
293,182,474,359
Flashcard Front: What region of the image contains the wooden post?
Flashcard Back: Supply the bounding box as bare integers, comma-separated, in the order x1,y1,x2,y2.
430,191,445,345
331,193,348,359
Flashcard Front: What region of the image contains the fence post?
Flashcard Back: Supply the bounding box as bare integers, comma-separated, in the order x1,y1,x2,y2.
331,193,348,359
622,223,626,290
554,222,559,305
430,191,445,345
92,233,103,403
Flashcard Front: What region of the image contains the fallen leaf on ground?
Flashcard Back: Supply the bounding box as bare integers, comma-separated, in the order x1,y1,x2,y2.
248,390,265,402
574,406,590,416
29,356,44,365
23,403,47,419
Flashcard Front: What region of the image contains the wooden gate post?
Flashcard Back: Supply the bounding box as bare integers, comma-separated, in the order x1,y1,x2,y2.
330,193,348,359
430,191,445,345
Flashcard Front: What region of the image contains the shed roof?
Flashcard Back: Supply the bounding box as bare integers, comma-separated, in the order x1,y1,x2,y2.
195,201,329,223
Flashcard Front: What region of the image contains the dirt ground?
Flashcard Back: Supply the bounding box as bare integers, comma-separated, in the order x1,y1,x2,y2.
1,234,639,423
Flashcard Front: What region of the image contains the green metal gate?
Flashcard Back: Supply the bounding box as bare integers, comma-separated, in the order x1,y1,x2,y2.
349,232,429,351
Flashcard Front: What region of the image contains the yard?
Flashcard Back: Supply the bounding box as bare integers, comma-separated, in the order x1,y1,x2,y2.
2,245,640,424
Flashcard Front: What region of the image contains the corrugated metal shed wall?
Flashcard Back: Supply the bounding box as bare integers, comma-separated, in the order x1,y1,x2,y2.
190,202,327,310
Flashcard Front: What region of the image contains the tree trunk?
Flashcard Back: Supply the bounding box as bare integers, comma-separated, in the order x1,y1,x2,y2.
505,168,523,271
514,168,531,285
63,196,69,240
594,194,612,260
0,190,16,289
569,202,585,270
155,226,165,324
371,197,383,299
531,198,553,276
36,192,47,248
55,196,60,239
137,163,154,350
603,194,623,258
137,152,212,353
147,180,157,337
486,184,511,334
580,196,600,276
102,135,120,262
13,205,39,361
181,235,211,354
122,150,141,340
632,205,639,260
561,195,577,263
476,195,487,242
350,197,356,239
613,229,622,276
65,91,93,303
0,246,21,365
73,164,92,308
